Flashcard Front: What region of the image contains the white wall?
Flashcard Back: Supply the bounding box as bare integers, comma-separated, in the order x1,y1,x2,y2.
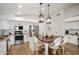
0,20,3,29
51,10,65,36
65,5,79,19
64,5,79,30
39,23,48,36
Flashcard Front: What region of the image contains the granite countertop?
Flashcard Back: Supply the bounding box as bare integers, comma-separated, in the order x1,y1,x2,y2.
0,35,9,41
66,34,79,36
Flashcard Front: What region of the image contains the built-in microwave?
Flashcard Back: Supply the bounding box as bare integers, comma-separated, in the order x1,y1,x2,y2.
14,26,23,30
19,26,23,30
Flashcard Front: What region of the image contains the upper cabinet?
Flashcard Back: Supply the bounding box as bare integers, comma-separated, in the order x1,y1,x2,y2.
64,5,79,20
64,5,79,29
65,16,79,22
65,16,79,29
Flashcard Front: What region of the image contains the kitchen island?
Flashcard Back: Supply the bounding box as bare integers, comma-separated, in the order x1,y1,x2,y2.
0,35,9,55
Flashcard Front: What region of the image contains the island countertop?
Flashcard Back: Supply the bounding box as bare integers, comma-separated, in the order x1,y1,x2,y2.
0,35,9,41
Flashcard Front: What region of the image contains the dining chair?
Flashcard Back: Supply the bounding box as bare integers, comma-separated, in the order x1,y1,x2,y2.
60,36,68,55
49,37,62,55
28,35,42,55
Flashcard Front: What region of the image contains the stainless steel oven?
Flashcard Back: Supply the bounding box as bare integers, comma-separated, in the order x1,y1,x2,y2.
15,31,24,44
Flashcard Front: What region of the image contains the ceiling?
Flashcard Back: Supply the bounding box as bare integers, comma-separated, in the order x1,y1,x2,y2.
0,3,79,22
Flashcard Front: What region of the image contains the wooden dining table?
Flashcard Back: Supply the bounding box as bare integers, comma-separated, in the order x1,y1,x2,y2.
39,35,60,55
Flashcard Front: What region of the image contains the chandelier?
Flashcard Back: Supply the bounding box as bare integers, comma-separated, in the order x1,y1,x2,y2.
38,3,51,24
38,3,44,23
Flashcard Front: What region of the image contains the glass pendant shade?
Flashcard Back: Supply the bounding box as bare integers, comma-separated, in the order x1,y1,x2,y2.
46,19,51,24
39,3,44,23
39,13,44,23
46,4,51,24
46,16,51,24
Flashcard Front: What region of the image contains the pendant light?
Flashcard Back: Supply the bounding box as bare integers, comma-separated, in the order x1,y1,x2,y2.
39,3,44,23
46,4,51,24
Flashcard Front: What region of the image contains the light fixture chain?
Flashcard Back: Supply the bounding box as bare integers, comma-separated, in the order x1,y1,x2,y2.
48,4,49,17
40,3,42,14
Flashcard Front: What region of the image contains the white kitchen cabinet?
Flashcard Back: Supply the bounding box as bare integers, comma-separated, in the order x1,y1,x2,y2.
70,35,78,45
66,35,78,45
8,35,15,49
0,40,7,55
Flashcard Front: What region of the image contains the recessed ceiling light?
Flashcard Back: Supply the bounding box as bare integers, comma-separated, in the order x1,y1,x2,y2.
42,8,44,11
18,5,22,8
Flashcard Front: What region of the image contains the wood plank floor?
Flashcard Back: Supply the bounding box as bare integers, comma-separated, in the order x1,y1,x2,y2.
7,43,79,55
65,43,79,55
8,43,33,55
